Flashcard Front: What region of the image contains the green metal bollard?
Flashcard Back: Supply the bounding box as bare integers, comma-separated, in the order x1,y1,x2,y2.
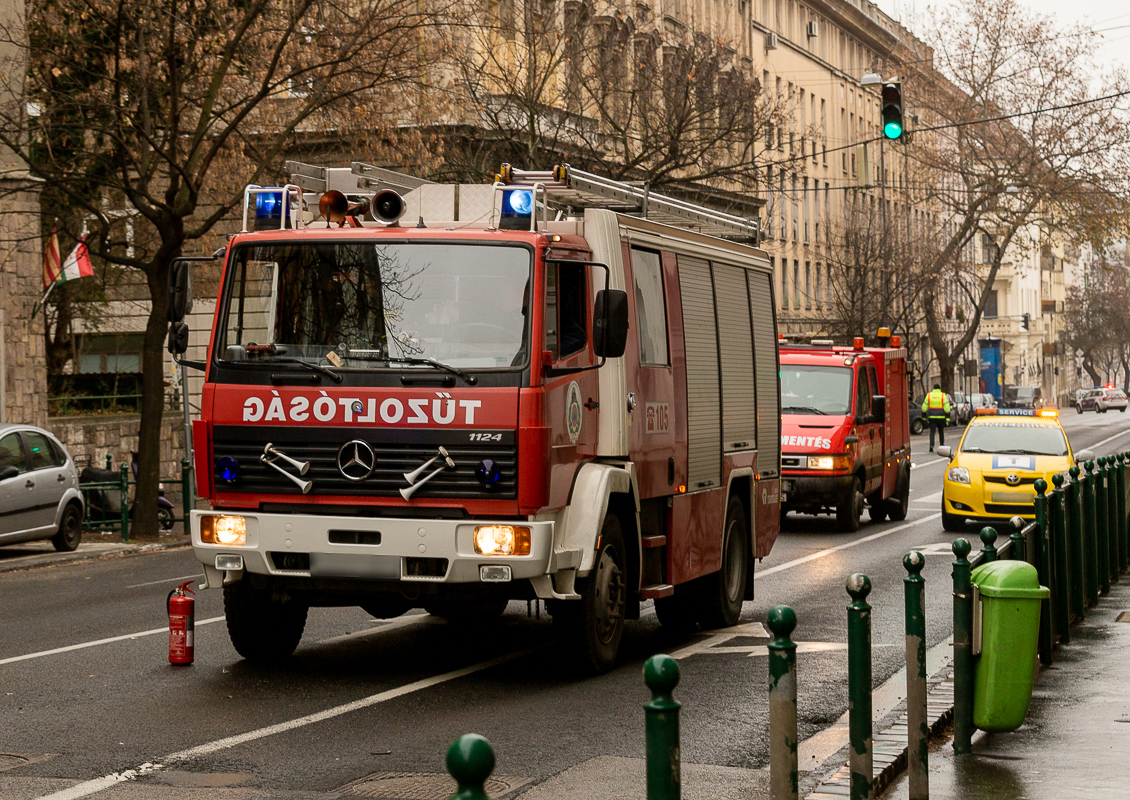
1050,474,1070,645
181,456,193,532
1121,454,1129,573
979,526,998,563
1034,479,1052,664
903,552,928,800
119,462,130,543
846,573,872,800
1097,459,1111,595
1009,515,1027,563
768,606,798,800
444,733,495,800
643,654,681,800
952,538,974,756
105,453,112,470
1083,461,1099,607
1066,466,1085,620
1106,456,1119,584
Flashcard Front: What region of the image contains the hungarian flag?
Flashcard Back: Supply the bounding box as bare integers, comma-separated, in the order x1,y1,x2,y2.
43,232,93,289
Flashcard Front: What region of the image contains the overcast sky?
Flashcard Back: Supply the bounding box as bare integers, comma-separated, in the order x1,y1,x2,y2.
875,0,1130,72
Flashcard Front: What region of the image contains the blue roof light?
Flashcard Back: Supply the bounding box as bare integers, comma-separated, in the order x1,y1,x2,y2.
253,189,288,230
505,189,533,216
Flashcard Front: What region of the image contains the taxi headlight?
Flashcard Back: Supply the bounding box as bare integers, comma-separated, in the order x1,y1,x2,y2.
473,525,531,556
200,514,247,545
947,467,970,484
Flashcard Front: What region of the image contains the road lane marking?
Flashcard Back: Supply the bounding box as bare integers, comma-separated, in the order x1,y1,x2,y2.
1085,427,1130,451
0,618,225,666
912,458,946,469
912,490,943,503
756,514,942,579
125,573,202,589
33,649,533,800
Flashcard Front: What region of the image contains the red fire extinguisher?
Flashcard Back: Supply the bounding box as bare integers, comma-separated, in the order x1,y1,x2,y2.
168,580,196,665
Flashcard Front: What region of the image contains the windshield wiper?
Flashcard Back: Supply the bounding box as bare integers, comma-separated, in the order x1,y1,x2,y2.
343,351,478,385
783,405,826,415
257,357,343,383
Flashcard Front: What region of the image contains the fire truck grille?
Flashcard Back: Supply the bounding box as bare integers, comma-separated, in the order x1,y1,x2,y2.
212,426,517,500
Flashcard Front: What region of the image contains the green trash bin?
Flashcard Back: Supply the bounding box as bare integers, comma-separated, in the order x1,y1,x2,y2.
971,560,1050,732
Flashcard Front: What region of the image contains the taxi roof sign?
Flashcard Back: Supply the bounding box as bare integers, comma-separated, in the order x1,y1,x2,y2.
974,407,1057,418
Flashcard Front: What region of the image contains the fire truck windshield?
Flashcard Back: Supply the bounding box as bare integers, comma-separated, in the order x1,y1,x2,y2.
781,365,854,416
218,241,532,370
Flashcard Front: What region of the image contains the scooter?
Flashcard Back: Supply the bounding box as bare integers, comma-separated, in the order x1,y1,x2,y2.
131,453,176,531
79,455,174,531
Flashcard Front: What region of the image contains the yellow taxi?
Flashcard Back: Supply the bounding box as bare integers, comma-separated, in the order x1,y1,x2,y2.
936,408,1094,532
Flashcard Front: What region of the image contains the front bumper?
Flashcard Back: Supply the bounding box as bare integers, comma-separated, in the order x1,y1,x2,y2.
781,472,855,508
943,480,1035,521
190,509,553,585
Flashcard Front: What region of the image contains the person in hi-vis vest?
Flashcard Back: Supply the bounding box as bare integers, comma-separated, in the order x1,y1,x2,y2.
922,383,951,452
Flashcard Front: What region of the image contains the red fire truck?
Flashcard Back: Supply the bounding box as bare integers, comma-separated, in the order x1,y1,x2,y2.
778,332,911,532
172,162,781,672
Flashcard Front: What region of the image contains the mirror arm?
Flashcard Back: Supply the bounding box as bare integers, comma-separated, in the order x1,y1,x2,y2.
544,355,607,378
174,355,207,370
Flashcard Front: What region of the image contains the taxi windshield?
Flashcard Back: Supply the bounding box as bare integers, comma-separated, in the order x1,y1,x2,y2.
960,423,1069,456
781,366,853,416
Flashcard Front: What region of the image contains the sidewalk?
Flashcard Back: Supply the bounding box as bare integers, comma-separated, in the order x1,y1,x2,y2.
0,530,190,574
882,575,1130,799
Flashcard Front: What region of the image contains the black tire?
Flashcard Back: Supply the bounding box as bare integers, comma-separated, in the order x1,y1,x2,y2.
836,476,864,533
886,466,911,522
224,580,308,661
424,597,508,622
51,503,83,552
361,597,413,619
911,418,925,436
942,507,965,533
157,507,174,531
867,492,888,522
1076,404,1083,414
699,496,750,630
554,514,627,674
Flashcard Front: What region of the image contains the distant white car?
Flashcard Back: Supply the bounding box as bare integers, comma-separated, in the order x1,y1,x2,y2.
1098,388,1129,413
0,424,85,551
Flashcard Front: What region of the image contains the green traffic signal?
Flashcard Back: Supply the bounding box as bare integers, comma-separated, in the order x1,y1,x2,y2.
884,120,903,140
880,81,904,141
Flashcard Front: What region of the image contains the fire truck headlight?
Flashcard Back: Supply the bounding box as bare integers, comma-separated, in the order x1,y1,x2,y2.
200,515,247,546
807,455,852,470
473,525,531,556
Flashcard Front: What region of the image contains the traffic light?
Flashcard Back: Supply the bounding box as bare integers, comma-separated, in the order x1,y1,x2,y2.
1021,313,1030,332
880,82,903,141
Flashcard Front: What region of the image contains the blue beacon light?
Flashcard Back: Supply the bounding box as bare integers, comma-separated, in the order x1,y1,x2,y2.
476,459,502,488
253,189,288,230
216,456,240,482
506,189,533,215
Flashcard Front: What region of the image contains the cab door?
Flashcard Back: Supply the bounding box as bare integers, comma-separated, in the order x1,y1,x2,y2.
855,366,882,495
0,432,35,540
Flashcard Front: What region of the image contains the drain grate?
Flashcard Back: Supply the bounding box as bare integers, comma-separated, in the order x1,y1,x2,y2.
339,771,530,799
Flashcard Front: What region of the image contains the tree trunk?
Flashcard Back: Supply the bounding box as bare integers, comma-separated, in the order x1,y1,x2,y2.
133,263,171,538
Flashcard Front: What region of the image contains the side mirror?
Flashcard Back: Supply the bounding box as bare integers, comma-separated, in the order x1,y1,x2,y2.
870,395,886,424
593,289,629,359
935,445,953,459
1076,449,1095,463
0,465,19,481
167,258,194,323
167,321,189,355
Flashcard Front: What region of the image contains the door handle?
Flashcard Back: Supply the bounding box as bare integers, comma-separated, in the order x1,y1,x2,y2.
57,474,66,482
24,480,34,488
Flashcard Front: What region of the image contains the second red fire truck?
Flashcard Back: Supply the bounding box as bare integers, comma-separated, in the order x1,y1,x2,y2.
172,163,782,672
778,332,911,531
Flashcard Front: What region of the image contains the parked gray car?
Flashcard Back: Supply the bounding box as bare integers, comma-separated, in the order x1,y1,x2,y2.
0,424,84,551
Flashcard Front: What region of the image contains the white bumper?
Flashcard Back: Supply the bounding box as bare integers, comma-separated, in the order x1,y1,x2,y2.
190,509,553,584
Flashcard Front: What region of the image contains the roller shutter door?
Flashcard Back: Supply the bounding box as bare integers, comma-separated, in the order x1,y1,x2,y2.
713,264,758,452
748,270,780,476
678,255,722,489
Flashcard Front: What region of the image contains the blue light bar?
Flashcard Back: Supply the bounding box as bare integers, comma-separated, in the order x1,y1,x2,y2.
253,189,288,230
505,189,533,215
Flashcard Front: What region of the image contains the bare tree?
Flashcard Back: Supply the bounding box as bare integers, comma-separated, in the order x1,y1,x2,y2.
0,0,447,534
902,0,1130,392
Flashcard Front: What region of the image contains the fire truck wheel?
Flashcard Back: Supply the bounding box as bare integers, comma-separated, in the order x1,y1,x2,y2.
555,514,627,674
360,597,413,619
886,466,911,522
224,581,308,661
699,496,749,629
836,477,864,533
51,503,83,552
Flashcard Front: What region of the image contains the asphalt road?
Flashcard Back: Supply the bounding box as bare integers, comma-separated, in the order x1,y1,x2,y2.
1,410,1126,800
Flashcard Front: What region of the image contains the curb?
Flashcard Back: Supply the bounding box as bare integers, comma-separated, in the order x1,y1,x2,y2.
803,663,955,799
0,538,191,574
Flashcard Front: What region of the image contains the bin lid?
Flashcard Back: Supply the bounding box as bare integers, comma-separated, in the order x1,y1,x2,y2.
970,560,1050,599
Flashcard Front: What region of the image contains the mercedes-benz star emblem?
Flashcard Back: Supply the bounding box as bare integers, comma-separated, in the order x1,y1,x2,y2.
1006,474,1021,486
337,440,376,481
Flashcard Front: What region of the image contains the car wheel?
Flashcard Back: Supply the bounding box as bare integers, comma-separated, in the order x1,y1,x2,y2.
554,514,627,674
911,418,925,436
942,507,965,533
157,508,174,531
886,465,911,522
698,496,750,630
51,503,83,552
224,580,308,661
836,476,864,533
1076,404,1083,414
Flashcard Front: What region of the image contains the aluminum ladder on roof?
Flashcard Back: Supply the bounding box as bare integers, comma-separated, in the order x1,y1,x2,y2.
497,163,761,244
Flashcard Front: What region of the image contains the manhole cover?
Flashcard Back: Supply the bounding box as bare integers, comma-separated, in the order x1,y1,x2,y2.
340,771,530,799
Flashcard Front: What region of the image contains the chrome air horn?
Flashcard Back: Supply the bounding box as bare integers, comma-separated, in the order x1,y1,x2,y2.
260,454,313,494
403,447,450,483
400,454,456,500
263,442,310,475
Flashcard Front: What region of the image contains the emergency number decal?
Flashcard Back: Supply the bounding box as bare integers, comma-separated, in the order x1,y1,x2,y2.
566,381,583,444
781,434,833,449
644,402,670,435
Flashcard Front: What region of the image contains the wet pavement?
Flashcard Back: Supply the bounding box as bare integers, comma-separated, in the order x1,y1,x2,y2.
878,577,1130,799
